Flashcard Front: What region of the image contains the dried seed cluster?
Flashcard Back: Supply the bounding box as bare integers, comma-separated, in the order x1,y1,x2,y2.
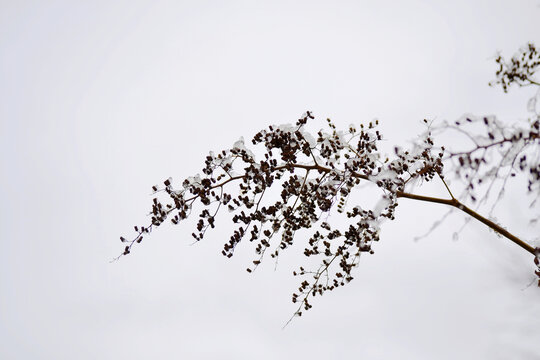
491,43,540,92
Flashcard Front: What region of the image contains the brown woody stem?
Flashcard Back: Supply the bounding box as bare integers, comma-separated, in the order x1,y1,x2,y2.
396,191,536,255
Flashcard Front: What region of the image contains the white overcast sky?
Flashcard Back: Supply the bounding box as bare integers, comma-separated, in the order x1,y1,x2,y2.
1,1,540,359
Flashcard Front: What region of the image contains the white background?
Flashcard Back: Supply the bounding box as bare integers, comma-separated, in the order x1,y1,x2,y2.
1,1,539,359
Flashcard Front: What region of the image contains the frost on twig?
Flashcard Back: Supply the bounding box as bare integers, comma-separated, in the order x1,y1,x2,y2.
434,114,539,211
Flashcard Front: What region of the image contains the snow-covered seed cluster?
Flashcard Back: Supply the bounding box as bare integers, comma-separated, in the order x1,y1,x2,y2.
119,111,451,315
441,115,540,204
